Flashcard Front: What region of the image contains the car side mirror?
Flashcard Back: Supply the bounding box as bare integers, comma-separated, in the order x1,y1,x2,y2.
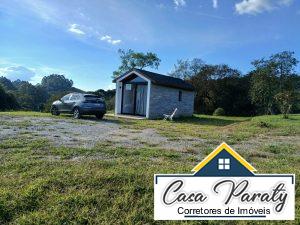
60,98,64,103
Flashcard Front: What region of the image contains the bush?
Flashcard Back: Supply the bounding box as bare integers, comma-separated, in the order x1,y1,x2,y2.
0,85,19,110
105,96,115,111
275,91,294,119
213,107,225,116
256,121,271,128
44,92,68,112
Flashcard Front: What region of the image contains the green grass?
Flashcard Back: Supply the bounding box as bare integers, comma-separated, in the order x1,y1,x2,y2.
0,111,52,117
0,112,299,224
118,114,300,145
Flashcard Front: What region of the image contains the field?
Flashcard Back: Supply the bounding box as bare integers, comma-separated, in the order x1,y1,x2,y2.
0,111,299,224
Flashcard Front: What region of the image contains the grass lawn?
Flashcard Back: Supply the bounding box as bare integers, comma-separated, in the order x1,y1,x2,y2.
0,111,299,224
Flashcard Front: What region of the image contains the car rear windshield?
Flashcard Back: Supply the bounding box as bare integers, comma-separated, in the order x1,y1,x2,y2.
84,96,104,103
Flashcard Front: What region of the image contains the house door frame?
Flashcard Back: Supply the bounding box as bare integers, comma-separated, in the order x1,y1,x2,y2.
121,83,147,116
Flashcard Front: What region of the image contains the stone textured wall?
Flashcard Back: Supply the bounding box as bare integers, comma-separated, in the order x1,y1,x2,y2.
149,84,194,119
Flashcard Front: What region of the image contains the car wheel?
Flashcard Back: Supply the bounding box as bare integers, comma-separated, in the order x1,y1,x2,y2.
51,106,60,116
95,113,104,119
73,107,81,119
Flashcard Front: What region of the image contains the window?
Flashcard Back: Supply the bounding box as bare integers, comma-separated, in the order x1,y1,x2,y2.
61,94,71,101
125,84,132,91
70,94,79,101
85,96,102,103
218,158,230,170
178,91,182,101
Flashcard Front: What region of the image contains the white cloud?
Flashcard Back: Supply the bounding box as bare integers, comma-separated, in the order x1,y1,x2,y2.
278,0,293,6
235,0,294,15
20,0,59,23
0,66,36,81
31,66,68,84
68,24,85,35
100,35,111,41
100,35,121,45
2,0,152,48
110,40,121,45
212,0,218,9
105,83,115,91
235,0,273,15
0,63,69,84
174,0,186,8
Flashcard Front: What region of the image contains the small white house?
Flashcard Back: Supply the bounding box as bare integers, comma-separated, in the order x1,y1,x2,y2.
113,69,195,119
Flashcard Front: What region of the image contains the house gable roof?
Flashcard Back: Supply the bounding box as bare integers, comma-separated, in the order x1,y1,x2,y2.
192,142,256,176
113,69,195,91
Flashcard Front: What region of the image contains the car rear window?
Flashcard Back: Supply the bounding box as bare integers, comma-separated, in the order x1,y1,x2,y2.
84,96,104,103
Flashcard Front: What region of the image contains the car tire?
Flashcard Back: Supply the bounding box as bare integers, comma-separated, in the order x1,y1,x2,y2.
51,106,60,116
95,113,104,120
73,107,81,119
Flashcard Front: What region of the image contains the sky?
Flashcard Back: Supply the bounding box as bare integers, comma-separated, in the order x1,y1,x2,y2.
0,0,299,91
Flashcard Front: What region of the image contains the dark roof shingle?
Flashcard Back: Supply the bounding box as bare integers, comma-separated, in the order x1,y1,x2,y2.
114,68,194,91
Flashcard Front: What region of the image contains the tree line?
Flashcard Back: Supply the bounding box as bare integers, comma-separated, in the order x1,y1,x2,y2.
113,50,300,117
1,50,299,117
0,74,115,112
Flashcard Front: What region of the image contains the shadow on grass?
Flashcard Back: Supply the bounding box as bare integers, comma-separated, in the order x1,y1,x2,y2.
174,115,251,126
58,114,136,125
57,113,251,127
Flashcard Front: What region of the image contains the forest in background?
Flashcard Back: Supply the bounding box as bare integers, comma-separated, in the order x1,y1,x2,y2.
0,74,115,112
113,50,300,117
0,50,299,117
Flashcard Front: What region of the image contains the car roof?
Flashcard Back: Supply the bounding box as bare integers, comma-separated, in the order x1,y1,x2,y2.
67,93,100,98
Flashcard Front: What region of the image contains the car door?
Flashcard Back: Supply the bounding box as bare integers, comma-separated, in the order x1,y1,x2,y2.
59,94,71,112
66,94,78,112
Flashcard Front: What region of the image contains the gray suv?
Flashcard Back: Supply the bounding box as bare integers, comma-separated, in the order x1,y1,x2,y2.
51,93,106,119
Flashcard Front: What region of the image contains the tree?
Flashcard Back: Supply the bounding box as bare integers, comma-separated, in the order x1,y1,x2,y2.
291,74,300,113
214,66,254,116
0,85,19,110
169,58,205,79
88,89,116,111
270,51,298,91
250,51,299,115
169,58,254,115
113,49,161,78
0,75,85,112
41,74,73,93
275,91,294,118
177,61,253,115
250,64,278,114
44,92,69,112
0,76,16,91
14,81,48,110
188,64,217,114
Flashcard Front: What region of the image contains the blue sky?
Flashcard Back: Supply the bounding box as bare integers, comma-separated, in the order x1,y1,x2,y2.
0,0,299,91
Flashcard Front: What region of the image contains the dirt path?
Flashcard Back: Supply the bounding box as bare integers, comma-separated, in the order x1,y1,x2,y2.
0,115,205,150
1,115,299,157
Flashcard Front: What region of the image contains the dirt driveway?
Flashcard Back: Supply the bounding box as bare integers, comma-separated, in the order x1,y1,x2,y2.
0,115,203,151
1,114,299,159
